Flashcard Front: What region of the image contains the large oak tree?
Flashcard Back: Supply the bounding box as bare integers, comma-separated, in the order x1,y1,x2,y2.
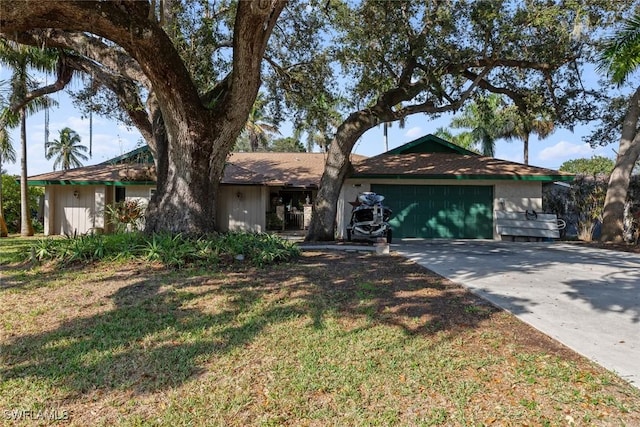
0,0,286,234
299,0,626,241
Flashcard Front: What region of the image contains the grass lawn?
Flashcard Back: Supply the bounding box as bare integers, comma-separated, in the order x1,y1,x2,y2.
0,234,44,265
1,241,639,426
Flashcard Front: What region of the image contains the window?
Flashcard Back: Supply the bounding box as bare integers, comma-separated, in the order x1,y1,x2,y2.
115,187,126,203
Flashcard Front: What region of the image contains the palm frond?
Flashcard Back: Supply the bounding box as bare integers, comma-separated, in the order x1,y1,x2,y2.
597,12,640,84
0,128,16,164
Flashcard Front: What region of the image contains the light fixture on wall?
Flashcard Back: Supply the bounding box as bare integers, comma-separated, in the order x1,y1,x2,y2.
73,190,80,199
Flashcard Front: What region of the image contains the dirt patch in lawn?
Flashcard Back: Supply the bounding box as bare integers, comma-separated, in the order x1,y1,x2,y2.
1,251,639,426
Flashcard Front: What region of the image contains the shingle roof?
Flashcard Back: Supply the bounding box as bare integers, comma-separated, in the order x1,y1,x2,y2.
225,152,366,186
26,163,156,184
351,152,573,181
26,146,572,186
26,152,367,187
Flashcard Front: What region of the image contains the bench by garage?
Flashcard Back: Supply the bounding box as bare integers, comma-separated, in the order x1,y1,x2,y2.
495,211,565,241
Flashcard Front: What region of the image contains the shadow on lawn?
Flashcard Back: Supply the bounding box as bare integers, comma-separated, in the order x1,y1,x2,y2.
0,251,498,397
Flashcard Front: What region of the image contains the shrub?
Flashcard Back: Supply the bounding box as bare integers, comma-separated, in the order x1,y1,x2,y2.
105,200,146,233
569,175,607,241
24,231,299,269
1,175,44,233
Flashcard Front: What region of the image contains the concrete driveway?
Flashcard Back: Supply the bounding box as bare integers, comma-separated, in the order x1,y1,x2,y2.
394,240,640,388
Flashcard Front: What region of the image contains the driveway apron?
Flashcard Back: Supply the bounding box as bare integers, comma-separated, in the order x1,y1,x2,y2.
394,240,640,388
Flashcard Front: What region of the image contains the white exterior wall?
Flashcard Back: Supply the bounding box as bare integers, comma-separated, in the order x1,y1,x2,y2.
217,185,267,232
340,178,543,240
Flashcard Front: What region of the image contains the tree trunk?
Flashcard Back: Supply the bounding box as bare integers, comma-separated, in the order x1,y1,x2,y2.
143,1,285,234
523,133,529,165
600,86,640,242
0,1,286,235
306,111,378,241
19,110,33,237
144,121,225,234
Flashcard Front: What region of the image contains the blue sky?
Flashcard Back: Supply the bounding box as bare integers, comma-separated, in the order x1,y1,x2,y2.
2,72,618,177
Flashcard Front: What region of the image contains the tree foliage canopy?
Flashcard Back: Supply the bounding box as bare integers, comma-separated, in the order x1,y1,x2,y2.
0,0,635,238
301,0,630,240
0,0,288,234
560,156,616,176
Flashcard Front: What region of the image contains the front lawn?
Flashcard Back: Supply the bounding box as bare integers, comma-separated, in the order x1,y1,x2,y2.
1,248,639,426
0,235,43,265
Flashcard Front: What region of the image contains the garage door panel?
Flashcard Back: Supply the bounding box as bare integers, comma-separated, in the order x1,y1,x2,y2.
372,184,493,239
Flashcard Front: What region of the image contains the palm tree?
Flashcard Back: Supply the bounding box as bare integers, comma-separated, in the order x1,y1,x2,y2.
450,94,508,157
241,94,279,152
0,40,58,236
46,127,89,170
0,127,17,237
500,107,555,165
596,12,640,242
433,126,476,152
597,12,640,85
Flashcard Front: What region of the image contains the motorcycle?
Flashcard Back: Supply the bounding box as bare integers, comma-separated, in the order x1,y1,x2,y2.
346,192,393,243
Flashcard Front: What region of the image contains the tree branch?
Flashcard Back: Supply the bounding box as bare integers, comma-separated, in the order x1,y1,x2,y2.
462,69,528,112
8,52,73,114
374,67,490,122
11,30,151,89
64,55,153,142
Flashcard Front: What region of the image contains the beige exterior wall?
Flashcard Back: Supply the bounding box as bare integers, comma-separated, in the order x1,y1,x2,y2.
121,185,155,231
50,185,98,236
94,187,106,229
217,185,267,232
123,186,155,202
44,185,156,236
45,184,273,236
493,181,542,212
43,187,54,235
339,179,543,240
338,182,371,240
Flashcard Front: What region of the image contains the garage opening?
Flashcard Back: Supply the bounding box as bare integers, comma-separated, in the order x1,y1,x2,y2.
371,184,493,239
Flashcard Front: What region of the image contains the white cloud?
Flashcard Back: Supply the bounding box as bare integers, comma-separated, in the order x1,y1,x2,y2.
404,126,422,138
537,140,595,162
67,116,91,133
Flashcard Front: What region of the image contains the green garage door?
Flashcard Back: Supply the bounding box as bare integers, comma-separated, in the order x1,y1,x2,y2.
371,184,493,239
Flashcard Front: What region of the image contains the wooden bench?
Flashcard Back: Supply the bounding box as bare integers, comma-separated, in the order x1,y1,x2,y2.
495,211,564,241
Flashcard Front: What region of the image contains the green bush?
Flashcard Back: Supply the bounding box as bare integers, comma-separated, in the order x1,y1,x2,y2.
1,175,44,233
24,231,300,269
105,199,146,232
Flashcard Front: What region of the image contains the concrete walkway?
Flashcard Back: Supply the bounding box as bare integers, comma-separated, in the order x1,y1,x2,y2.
393,239,640,388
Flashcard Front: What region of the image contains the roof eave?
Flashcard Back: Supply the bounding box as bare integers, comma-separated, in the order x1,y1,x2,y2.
349,174,575,182
27,180,157,186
